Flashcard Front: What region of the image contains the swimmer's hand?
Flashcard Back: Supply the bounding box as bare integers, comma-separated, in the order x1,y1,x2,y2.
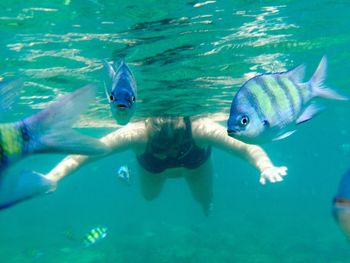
259,166,287,185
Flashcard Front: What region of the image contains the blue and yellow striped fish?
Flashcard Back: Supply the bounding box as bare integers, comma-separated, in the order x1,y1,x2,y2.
103,59,137,125
0,81,108,210
83,226,108,247
227,56,348,144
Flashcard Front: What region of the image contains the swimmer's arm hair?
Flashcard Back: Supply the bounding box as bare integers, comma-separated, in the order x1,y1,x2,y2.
193,118,287,184
46,122,146,182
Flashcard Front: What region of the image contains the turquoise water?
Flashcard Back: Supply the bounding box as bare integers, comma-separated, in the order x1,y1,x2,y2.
1,0,350,262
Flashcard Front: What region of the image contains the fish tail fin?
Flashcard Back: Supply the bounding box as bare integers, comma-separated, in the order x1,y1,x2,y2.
310,56,348,100
0,170,56,210
23,85,108,155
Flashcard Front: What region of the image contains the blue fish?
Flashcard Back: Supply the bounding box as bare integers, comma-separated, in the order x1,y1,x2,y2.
227,56,348,144
103,60,137,125
117,165,131,186
0,82,108,210
333,169,350,239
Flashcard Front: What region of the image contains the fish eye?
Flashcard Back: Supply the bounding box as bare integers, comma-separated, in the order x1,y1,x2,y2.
109,95,114,101
239,115,249,127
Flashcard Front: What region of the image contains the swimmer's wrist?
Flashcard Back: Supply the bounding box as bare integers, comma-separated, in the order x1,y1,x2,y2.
257,158,274,173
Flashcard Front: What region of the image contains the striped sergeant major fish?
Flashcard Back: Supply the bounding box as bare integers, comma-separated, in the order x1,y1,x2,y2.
0,82,108,210
103,59,137,125
227,56,348,144
83,226,108,247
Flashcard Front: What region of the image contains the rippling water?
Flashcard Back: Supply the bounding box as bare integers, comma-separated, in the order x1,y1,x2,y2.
1,1,350,262
2,0,348,124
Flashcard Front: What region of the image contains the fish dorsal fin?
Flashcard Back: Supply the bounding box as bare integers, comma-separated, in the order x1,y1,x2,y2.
286,64,305,83
102,59,116,80
272,130,296,141
116,59,126,69
296,103,323,124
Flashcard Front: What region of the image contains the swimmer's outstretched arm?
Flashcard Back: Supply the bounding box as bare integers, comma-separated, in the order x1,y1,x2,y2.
193,118,287,184
46,122,146,182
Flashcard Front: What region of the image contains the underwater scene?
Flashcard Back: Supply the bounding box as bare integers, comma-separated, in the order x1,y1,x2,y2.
1,0,350,262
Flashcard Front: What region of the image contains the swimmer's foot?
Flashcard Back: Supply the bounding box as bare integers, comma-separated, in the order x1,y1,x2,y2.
203,202,213,217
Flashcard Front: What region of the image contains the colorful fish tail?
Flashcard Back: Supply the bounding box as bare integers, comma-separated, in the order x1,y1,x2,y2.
0,123,29,168
22,85,108,155
309,56,348,101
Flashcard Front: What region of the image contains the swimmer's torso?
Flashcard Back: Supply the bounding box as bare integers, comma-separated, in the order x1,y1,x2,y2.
136,117,211,174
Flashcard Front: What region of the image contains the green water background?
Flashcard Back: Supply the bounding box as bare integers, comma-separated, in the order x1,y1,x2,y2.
1,0,350,262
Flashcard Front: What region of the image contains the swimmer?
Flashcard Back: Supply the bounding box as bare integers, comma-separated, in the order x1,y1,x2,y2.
42,116,287,215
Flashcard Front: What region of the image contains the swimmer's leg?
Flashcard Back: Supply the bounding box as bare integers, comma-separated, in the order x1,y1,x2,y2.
138,166,166,201
184,160,213,216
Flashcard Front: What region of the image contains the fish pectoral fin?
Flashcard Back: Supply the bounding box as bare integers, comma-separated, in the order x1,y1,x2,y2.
296,104,323,125
272,130,296,141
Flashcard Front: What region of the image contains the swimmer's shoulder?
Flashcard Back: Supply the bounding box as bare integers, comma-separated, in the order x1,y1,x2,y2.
191,116,224,133
101,120,147,148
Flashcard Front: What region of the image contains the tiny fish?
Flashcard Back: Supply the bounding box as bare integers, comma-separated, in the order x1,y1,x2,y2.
83,226,108,247
0,83,108,210
117,165,131,186
23,248,44,260
103,60,137,125
63,226,76,241
227,56,348,144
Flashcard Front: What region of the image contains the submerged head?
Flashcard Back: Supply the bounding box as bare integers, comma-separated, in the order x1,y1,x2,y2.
145,117,188,158
227,91,268,144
